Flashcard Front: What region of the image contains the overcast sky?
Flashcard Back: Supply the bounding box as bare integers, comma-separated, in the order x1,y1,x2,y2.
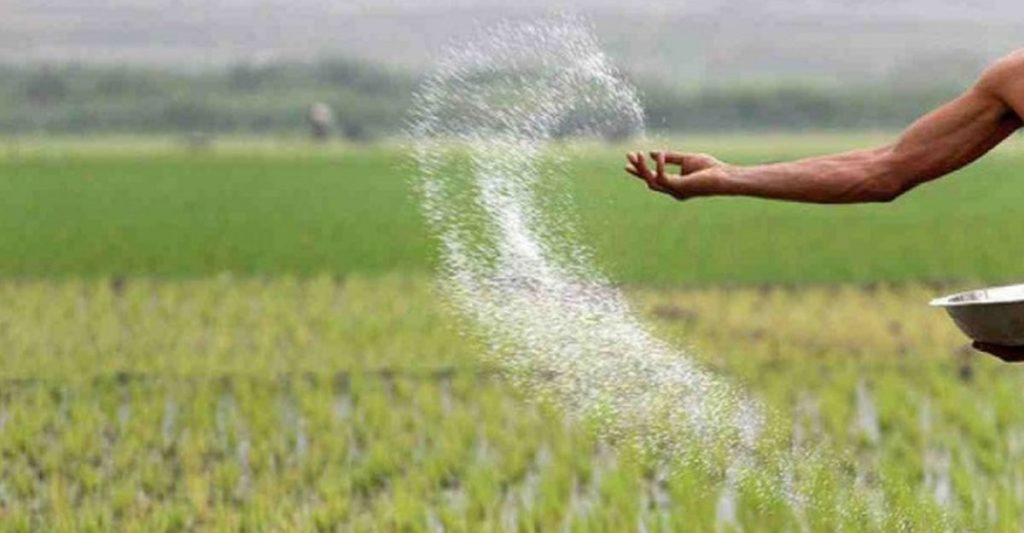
3,0,1022,82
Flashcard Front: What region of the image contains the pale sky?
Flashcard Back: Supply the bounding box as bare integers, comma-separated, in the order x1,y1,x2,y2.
3,0,1022,80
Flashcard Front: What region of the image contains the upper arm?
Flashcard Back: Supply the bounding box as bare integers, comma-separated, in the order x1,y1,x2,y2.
977,49,1024,120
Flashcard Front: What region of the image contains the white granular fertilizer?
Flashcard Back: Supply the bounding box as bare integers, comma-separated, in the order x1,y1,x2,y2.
408,14,926,526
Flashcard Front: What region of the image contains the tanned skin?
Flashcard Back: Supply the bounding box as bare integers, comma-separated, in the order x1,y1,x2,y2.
625,50,1024,360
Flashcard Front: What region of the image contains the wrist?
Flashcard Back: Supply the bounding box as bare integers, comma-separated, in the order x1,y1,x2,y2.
712,163,749,196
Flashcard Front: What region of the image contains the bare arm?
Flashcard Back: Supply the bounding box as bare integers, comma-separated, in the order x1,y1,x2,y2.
626,50,1024,204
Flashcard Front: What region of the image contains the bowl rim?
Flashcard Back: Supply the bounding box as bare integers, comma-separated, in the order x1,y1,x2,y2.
930,282,1024,308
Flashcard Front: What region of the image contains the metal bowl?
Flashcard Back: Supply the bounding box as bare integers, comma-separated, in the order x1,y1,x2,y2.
931,283,1024,346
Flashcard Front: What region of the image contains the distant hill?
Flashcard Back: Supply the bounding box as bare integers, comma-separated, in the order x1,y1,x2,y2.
4,0,1022,86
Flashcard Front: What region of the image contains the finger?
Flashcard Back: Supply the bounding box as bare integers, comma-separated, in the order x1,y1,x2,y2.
626,154,641,175
653,151,666,180
625,167,667,194
631,152,644,168
633,154,652,180
654,152,675,190
625,155,644,178
625,163,649,182
662,152,698,174
662,151,688,164
635,157,670,193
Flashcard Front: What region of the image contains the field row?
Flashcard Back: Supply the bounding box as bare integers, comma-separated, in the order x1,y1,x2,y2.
1,364,1022,531
1,374,614,531
1,277,1023,529
0,276,981,379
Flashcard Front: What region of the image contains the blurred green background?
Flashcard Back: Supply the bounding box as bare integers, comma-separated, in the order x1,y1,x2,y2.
5,2,1024,530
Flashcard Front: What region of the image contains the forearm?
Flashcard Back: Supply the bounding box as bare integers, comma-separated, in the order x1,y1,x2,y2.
711,146,900,203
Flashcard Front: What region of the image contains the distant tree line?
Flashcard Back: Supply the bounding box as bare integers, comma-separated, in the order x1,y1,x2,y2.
0,58,968,139
0,59,412,140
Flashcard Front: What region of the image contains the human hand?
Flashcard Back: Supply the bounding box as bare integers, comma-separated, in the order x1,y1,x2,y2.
972,341,1024,363
624,151,729,200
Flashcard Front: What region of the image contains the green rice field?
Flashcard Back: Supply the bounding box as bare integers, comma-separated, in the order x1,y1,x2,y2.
2,135,1024,530
1,134,1022,284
